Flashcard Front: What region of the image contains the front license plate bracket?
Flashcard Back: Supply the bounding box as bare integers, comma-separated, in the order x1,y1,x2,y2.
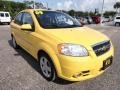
101,56,113,70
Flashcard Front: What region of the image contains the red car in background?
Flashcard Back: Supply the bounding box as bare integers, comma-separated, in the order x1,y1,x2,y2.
92,16,100,24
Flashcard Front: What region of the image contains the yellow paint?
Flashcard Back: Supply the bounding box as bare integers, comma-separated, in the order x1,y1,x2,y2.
10,9,114,81
35,10,43,15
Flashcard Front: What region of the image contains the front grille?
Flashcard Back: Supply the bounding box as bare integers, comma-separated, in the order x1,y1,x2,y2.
92,40,111,56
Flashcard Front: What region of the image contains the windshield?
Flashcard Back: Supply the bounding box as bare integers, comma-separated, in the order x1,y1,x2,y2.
116,17,120,19
5,13,9,17
35,11,82,29
0,13,4,17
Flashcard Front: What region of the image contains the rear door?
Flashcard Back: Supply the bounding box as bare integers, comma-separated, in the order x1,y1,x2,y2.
11,12,26,48
116,17,120,22
4,13,11,22
0,13,5,22
0,12,11,23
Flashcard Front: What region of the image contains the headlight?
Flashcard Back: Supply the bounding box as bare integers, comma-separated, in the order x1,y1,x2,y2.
58,44,88,57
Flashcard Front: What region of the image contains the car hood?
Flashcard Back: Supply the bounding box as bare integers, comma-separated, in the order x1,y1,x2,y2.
46,27,109,49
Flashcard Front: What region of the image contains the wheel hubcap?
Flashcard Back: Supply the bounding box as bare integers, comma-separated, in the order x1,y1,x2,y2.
40,57,52,78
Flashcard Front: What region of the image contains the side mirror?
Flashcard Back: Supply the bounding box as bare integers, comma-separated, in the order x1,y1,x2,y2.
21,24,32,31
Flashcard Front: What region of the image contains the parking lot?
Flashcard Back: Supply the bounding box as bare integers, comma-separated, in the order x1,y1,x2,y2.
0,24,120,90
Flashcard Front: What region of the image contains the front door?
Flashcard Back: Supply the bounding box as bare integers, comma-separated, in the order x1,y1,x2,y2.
21,12,36,55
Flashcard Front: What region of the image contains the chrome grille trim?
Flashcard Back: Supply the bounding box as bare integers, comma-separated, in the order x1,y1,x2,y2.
92,40,111,56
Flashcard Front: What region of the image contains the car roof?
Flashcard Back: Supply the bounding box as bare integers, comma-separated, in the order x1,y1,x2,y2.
0,11,9,13
21,9,51,13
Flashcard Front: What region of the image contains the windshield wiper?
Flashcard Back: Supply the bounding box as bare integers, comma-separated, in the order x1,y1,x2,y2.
63,25,81,28
43,24,60,29
44,24,82,29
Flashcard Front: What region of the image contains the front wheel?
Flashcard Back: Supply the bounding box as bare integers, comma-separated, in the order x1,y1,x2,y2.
39,53,56,81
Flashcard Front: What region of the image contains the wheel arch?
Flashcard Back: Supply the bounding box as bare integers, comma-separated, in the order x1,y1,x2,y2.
37,46,62,76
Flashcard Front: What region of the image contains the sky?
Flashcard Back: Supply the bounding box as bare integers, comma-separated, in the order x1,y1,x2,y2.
15,0,120,12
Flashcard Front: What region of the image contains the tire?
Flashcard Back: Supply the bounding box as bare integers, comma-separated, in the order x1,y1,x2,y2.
12,36,19,49
39,52,56,81
0,22,2,25
7,22,10,25
115,22,119,26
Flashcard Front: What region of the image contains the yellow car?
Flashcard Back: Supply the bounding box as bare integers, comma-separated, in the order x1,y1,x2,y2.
10,9,114,81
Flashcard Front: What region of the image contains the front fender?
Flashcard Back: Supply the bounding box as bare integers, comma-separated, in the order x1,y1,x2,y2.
36,42,62,75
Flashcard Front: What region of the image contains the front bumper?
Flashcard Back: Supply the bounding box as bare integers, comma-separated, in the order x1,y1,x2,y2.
0,19,11,23
0,21,10,23
57,46,114,81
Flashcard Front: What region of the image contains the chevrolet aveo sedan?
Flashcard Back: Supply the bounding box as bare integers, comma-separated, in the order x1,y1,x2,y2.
10,9,114,81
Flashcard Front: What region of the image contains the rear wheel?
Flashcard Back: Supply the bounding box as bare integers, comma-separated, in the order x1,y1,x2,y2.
115,22,119,26
12,36,19,49
39,52,56,81
7,22,10,25
0,22,2,25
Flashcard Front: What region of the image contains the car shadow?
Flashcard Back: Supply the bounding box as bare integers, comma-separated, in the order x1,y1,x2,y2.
8,40,74,85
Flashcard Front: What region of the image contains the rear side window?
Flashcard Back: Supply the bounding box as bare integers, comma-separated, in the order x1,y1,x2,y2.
0,13,4,17
116,17,120,19
14,13,23,25
5,13,9,17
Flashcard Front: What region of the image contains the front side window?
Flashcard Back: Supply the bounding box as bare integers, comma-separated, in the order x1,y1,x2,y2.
35,11,82,29
14,13,23,25
22,12,33,26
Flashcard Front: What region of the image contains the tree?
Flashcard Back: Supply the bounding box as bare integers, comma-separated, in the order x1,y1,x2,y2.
35,2,44,9
23,1,34,8
94,8,99,15
23,0,45,9
104,11,116,17
0,0,46,18
0,1,26,17
114,2,120,13
68,10,75,16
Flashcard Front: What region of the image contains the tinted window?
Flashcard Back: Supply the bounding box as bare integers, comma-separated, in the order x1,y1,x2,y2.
0,13,4,17
5,13,9,17
35,11,81,29
22,12,33,26
14,13,23,25
116,17,120,19
105,17,109,18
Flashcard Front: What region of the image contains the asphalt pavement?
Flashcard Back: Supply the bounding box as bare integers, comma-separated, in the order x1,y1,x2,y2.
0,24,120,90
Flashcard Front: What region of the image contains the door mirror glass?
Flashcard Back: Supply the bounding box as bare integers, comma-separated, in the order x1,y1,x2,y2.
21,24,32,31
